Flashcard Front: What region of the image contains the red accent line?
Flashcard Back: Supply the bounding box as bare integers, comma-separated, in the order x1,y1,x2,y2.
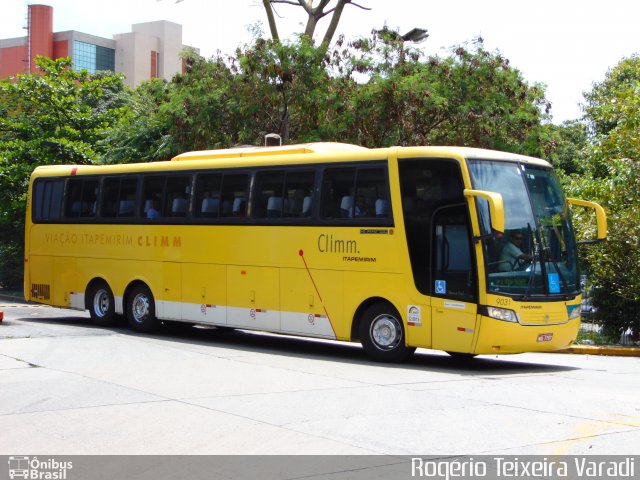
299,250,335,336
71,167,78,176
299,251,323,303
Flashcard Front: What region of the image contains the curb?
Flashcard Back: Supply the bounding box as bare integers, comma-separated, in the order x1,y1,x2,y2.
556,345,640,357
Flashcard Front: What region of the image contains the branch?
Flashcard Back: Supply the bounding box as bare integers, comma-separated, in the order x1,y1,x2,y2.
321,0,349,47
297,0,313,15
262,0,280,42
270,0,308,9
350,1,371,11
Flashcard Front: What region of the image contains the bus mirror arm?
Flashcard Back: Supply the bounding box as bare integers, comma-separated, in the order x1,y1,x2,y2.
566,197,607,242
464,189,505,235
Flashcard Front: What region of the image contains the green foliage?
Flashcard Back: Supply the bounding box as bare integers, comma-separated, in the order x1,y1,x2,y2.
102,78,173,163
335,36,550,153
565,158,640,299
563,55,640,338
112,35,552,157
0,57,129,288
583,55,640,172
542,121,589,175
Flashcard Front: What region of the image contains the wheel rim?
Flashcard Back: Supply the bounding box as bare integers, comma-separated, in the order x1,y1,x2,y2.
132,293,150,323
93,289,110,318
370,314,402,351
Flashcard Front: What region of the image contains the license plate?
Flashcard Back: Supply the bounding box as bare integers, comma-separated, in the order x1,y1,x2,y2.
537,333,553,342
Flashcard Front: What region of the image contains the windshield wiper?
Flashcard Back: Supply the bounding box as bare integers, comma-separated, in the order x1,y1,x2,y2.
521,223,538,300
542,226,570,293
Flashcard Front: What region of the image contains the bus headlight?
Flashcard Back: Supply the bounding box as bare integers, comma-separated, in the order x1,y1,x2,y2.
567,304,581,320
486,306,519,323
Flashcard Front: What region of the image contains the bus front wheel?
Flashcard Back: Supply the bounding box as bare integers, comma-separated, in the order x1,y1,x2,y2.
86,280,116,327
359,303,415,362
126,284,159,333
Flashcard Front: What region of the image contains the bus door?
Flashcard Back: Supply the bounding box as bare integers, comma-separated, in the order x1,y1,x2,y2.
399,157,478,351
430,203,479,353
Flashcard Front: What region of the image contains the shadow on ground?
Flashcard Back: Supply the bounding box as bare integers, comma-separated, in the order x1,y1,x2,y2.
10,314,579,376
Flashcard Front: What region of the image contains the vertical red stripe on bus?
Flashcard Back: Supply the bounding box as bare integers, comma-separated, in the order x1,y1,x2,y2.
71,168,78,176
298,249,336,337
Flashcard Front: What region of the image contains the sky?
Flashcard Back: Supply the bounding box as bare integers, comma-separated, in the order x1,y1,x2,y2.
2,0,639,124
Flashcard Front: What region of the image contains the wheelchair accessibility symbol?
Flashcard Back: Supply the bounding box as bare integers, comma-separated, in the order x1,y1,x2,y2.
435,280,447,295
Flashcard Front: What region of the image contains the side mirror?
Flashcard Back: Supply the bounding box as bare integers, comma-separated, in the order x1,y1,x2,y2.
566,198,607,243
464,189,504,234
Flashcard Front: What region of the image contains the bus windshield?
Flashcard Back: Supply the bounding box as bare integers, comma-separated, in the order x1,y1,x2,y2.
468,159,579,298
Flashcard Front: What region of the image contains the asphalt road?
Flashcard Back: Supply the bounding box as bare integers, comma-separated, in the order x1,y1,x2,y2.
1,303,639,455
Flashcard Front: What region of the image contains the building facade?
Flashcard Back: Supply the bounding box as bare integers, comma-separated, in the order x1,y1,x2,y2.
0,4,190,86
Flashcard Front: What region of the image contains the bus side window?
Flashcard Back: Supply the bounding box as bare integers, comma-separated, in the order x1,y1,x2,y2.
194,174,222,218
253,171,285,219
101,178,119,218
101,177,138,218
33,179,64,222
233,197,246,216
65,179,84,217
142,176,165,219
284,171,314,218
302,196,312,217
221,174,249,218
65,179,99,218
164,176,191,218
321,168,356,219
118,178,138,218
320,166,388,221
354,167,388,219
83,180,99,217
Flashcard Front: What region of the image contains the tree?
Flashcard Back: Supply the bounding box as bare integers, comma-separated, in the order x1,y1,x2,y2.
563,55,640,341
115,34,551,155
334,35,550,153
583,55,640,172
542,121,589,175
0,57,129,288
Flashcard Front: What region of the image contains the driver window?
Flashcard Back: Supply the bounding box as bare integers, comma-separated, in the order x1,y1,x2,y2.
497,230,532,272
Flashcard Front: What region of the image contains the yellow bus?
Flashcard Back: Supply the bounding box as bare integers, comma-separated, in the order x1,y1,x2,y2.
24,143,606,361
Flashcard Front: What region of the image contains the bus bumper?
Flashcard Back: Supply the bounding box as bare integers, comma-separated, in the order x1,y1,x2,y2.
473,316,581,354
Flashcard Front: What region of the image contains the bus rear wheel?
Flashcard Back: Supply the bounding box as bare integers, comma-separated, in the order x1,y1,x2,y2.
359,303,415,362
126,284,159,333
87,280,116,327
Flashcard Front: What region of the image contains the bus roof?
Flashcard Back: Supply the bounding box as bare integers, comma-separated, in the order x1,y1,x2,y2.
171,142,368,161
29,144,551,178
172,144,550,167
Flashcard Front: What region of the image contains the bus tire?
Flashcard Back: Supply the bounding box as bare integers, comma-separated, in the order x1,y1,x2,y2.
126,284,159,333
86,280,116,327
359,303,415,362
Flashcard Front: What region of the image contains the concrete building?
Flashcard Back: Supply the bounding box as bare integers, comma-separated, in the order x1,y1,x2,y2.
0,4,191,86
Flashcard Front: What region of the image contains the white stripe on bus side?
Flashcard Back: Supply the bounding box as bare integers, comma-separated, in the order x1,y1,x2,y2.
95,294,337,339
